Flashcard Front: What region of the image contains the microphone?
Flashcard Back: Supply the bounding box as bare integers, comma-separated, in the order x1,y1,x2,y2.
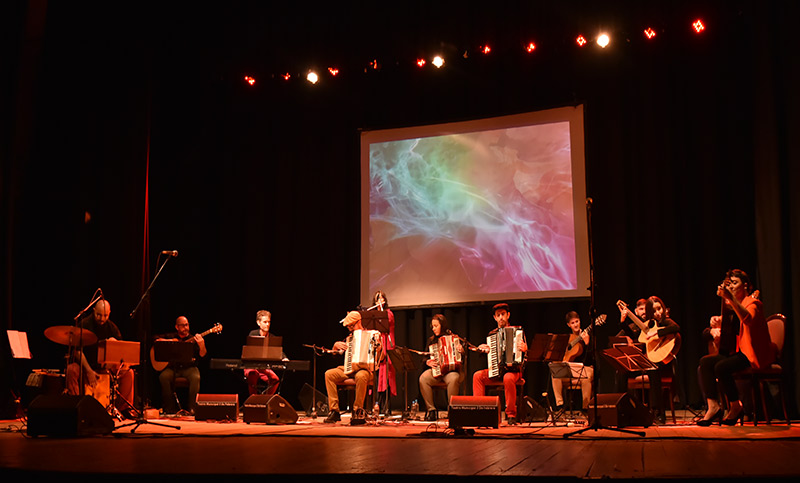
161,250,179,257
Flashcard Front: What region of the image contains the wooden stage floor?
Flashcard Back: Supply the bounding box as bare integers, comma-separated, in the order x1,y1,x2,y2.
1,409,799,481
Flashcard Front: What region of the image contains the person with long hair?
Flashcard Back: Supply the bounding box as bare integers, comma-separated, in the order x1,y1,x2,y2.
418,314,466,421
696,269,774,426
372,290,396,415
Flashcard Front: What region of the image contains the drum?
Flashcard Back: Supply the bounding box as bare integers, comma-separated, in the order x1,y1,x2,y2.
85,373,111,408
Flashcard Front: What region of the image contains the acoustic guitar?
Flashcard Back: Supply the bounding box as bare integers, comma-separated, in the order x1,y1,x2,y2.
616,300,680,364
150,323,223,372
563,314,607,362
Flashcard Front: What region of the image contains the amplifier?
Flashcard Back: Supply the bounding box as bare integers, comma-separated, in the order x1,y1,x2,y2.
243,394,298,424
194,394,238,422
448,395,501,429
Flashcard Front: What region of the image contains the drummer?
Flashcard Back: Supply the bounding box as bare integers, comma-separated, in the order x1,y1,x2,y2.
64,299,136,417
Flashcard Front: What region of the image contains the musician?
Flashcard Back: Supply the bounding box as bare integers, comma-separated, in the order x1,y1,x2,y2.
244,310,285,395
696,269,774,426
472,303,528,425
550,311,594,414
372,290,396,415
616,298,647,339
323,311,384,425
619,295,680,424
418,314,466,421
65,299,136,417
154,316,207,415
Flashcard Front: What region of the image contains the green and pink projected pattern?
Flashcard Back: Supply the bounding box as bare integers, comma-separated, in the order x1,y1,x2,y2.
365,110,586,307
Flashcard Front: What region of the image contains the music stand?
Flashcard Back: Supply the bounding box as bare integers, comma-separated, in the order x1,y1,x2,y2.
387,346,418,421
359,311,390,333
97,340,141,420
527,334,569,425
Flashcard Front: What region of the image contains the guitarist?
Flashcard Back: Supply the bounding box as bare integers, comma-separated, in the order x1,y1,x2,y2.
551,311,596,414
154,316,207,415
618,296,680,424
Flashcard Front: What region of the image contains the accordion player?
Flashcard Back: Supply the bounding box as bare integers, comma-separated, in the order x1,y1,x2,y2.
343,329,383,376
429,334,463,378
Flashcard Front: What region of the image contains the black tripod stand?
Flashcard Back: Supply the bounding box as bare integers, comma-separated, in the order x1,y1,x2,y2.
116,252,181,433
564,197,645,438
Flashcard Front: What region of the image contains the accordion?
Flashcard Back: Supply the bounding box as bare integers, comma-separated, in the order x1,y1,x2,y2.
429,334,463,378
343,329,382,376
487,327,525,378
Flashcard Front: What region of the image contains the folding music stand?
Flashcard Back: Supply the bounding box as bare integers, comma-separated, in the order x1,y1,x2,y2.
527,333,569,362
97,340,141,420
359,311,390,333
387,346,418,421
153,340,195,366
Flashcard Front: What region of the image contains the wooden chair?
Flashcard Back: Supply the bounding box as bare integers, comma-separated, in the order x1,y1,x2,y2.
627,372,676,424
484,377,526,419
733,314,790,425
335,377,374,412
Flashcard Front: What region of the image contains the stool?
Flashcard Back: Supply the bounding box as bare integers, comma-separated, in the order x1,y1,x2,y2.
173,376,190,411
335,377,374,412
484,378,525,418
628,374,676,424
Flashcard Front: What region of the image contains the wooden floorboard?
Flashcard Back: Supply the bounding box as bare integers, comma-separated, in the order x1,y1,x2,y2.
2,411,799,480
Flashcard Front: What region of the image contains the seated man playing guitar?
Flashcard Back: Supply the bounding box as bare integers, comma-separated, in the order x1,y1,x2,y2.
617,296,681,424
550,311,606,414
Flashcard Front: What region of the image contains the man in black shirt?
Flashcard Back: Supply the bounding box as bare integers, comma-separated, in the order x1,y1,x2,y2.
154,316,207,414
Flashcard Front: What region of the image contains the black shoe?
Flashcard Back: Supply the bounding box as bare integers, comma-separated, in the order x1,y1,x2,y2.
696,408,723,427
350,408,366,426
323,410,341,423
425,410,437,421
506,417,519,426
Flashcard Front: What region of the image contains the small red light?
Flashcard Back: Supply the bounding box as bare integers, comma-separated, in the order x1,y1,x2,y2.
693,19,705,33
576,35,587,47
644,28,656,39
480,45,491,54
416,58,426,67
525,42,536,53
282,73,291,81
328,67,339,76
244,76,256,86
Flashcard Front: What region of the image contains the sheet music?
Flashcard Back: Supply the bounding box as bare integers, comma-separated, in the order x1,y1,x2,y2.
7,330,31,359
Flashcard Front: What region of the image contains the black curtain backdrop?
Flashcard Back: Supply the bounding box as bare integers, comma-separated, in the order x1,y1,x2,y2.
2,1,798,416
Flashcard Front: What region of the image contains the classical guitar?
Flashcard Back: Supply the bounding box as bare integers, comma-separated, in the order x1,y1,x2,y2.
563,314,607,362
616,300,680,364
150,323,223,372
709,289,758,355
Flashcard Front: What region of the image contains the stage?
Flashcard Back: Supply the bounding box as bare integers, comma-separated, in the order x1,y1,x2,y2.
1,409,798,481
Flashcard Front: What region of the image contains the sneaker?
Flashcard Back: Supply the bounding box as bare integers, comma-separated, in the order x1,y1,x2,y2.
323,410,341,423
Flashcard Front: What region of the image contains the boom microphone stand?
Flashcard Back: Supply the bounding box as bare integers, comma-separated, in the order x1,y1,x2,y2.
564,198,644,438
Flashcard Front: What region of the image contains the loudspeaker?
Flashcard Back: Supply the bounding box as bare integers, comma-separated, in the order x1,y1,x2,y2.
194,394,238,422
26,394,114,437
298,383,329,416
244,394,298,424
588,392,652,428
523,396,547,422
448,395,501,429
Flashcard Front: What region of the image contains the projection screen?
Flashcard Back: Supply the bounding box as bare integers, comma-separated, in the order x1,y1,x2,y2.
361,105,589,308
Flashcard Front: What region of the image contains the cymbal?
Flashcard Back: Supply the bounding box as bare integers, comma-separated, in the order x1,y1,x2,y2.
44,325,98,346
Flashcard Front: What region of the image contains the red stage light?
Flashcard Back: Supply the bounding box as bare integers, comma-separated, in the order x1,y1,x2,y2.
525,42,536,53
644,28,656,39
693,19,705,33
328,67,339,76
282,73,291,81
480,45,491,54
576,35,587,47
244,76,256,86
416,58,426,67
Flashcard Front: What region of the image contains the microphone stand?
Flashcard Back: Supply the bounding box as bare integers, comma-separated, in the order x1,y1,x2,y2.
564,198,645,438
72,291,104,398
117,254,181,433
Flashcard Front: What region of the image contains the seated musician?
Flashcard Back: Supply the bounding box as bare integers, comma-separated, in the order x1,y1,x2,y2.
323,311,384,426
65,299,136,418
418,314,466,421
618,295,680,424
697,269,773,426
472,303,528,426
154,316,207,415
550,311,594,415
244,310,286,395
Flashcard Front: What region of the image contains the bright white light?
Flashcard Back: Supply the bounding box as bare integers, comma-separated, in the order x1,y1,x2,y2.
432,56,445,68
597,34,610,48
307,71,319,84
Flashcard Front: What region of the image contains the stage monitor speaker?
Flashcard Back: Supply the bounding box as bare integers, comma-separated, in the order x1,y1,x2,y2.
244,394,298,424
448,395,501,429
195,394,238,422
588,392,652,428
523,396,547,422
26,394,114,437
298,383,329,416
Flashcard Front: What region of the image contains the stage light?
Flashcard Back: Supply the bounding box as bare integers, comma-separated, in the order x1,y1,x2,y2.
644,27,656,39
328,67,339,76
432,56,445,68
597,33,610,48
244,75,256,86
369,59,380,70
282,73,291,81
416,58,426,67
307,71,319,84
480,45,491,54
525,42,537,53
576,35,587,47
693,19,705,33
